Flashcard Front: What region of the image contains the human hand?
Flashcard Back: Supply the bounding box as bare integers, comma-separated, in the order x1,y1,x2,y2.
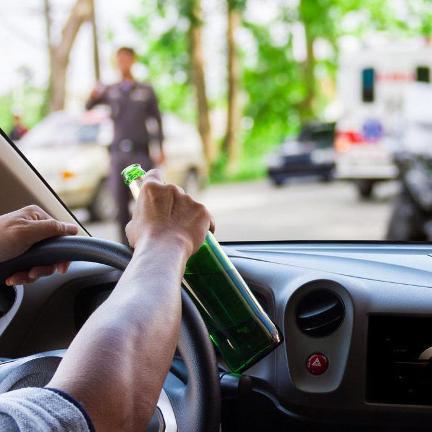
125,170,214,257
90,82,105,100
0,205,79,286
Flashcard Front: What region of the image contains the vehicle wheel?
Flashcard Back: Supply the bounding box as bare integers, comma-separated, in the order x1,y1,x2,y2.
356,180,375,200
183,169,201,196
270,177,285,187
320,172,334,183
88,179,115,222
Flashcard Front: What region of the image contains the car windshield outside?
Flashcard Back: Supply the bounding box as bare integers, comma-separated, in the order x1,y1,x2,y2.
1,0,432,243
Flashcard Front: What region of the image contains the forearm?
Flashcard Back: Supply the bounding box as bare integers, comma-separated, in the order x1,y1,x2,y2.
49,235,188,431
85,97,100,111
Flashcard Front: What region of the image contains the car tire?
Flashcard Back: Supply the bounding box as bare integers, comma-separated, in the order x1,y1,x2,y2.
88,179,115,222
270,177,285,187
356,180,375,200
321,172,334,183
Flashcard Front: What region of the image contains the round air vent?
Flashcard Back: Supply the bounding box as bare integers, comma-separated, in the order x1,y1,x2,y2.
296,289,345,337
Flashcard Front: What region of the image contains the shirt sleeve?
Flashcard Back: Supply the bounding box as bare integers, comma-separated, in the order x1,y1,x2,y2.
85,86,109,111
0,387,93,432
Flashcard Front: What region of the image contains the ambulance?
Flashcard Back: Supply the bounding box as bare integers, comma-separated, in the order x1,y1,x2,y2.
335,38,432,198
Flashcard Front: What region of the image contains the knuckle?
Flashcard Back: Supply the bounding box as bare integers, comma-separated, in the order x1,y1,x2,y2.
24,205,41,214
48,219,63,233
175,185,185,195
142,181,160,194
165,184,178,194
194,202,208,217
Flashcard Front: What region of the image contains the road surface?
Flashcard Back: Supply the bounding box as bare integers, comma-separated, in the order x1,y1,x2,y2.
83,179,397,242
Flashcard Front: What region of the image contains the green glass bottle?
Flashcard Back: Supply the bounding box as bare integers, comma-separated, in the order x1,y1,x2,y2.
122,164,282,374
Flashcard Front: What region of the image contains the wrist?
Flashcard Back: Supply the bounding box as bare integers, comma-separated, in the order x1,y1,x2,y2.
133,230,192,264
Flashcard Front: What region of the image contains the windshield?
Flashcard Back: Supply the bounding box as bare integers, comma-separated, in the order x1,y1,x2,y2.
1,0,431,243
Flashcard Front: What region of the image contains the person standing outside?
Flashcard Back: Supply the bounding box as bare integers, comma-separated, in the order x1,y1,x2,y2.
9,113,28,142
86,47,164,243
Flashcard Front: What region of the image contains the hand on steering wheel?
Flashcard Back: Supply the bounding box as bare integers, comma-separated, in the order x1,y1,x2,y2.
0,236,221,432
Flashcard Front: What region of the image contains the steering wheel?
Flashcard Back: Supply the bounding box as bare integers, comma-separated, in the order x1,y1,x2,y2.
0,236,221,432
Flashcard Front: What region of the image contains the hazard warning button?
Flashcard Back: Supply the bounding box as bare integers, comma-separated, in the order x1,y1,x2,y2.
306,353,328,375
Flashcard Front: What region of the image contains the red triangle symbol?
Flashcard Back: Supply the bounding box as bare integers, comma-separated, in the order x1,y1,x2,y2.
312,358,321,367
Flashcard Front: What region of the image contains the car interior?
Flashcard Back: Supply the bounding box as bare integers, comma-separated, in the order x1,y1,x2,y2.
1,127,432,432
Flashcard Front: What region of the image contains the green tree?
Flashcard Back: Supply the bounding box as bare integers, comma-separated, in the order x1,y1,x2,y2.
224,0,247,171
242,22,304,158
131,0,215,166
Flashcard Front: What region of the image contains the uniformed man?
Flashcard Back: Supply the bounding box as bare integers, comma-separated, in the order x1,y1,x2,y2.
86,46,164,243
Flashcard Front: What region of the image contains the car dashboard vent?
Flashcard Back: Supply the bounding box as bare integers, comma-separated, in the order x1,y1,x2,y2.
296,289,345,337
368,315,432,405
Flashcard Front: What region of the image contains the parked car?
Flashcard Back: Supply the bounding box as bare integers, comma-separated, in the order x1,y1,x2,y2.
18,111,207,221
267,122,335,186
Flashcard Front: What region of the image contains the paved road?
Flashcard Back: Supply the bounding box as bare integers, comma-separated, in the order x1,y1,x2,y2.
84,179,397,242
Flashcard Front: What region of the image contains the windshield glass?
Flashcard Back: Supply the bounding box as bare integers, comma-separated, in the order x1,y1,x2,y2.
1,0,431,243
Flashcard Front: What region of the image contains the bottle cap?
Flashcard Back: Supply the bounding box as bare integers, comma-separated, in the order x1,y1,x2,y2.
121,163,146,186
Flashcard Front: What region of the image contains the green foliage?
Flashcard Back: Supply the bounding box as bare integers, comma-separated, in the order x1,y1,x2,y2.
210,152,266,183
0,93,14,133
130,0,432,183
242,22,303,157
0,87,45,135
130,0,194,120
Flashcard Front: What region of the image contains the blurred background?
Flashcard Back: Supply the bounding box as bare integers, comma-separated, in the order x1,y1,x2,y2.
1,0,432,242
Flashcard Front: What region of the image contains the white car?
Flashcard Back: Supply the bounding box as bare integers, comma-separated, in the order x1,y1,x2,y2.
18,111,207,221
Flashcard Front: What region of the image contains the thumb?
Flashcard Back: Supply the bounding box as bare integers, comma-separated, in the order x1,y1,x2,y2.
142,169,164,185
26,219,79,245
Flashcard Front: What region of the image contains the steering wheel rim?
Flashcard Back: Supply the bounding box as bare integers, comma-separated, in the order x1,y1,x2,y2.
0,236,221,432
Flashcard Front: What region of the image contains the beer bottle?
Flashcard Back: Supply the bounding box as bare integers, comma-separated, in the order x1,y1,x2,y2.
122,164,282,374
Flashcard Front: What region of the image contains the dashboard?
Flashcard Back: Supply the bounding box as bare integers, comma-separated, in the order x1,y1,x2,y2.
1,242,432,429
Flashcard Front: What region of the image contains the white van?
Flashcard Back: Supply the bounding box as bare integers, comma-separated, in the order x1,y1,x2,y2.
335,39,432,198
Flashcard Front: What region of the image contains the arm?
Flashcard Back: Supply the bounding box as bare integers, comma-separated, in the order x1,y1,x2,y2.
48,170,214,431
85,84,108,111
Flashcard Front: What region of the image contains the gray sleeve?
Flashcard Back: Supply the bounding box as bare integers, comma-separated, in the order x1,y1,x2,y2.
0,387,90,432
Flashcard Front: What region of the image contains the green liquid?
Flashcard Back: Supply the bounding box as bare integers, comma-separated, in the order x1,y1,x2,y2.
184,233,281,374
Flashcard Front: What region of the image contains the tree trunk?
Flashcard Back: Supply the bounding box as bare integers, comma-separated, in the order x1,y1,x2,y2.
299,16,316,120
41,0,54,117
50,0,92,111
89,0,101,82
189,0,215,166
225,3,242,172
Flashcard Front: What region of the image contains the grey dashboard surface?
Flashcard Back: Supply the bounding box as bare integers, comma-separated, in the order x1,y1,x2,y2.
225,242,432,287
1,241,432,427
224,242,432,426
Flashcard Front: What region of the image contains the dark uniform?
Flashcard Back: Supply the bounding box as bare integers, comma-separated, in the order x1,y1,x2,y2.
86,81,163,243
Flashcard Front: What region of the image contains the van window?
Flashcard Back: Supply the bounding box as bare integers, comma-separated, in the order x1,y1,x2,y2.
416,66,430,83
362,68,375,103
